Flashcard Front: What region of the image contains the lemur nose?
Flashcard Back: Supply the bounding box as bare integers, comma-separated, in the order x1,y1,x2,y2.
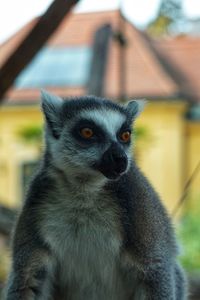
108,143,128,173
95,142,128,179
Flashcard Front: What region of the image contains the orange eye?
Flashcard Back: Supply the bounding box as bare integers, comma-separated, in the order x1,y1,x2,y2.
120,131,131,143
80,128,94,139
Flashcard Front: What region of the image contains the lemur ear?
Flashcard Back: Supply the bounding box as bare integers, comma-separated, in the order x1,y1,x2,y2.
125,99,146,119
41,90,63,139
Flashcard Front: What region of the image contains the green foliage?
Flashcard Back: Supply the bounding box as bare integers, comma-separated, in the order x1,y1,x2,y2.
17,124,43,145
17,124,149,145
134,126,151,142
133,126,154,160
178,199,200,271
147,0,183,36
147,15,172,36
134,125,153,147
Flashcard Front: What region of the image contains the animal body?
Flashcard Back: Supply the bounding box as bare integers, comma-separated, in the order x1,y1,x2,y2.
5,91,187,300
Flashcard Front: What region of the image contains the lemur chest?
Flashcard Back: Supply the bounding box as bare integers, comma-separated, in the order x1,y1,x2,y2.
42,193,123,290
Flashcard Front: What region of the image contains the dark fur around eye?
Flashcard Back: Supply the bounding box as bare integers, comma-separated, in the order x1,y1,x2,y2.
117,123,132,145
71,119,106,144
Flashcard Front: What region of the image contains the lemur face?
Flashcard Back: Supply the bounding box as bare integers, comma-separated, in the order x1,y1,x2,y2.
68,108,131,180
41,91,145,180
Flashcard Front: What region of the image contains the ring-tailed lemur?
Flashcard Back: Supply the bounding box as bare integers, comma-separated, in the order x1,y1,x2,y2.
5,91,187,300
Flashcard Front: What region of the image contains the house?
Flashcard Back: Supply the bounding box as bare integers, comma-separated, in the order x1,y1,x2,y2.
0,9,199,214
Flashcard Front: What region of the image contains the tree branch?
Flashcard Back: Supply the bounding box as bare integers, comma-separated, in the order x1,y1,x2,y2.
0,0,79,102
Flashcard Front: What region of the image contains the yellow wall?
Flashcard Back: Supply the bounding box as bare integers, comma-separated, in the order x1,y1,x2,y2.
135,101,187,214
0,105,43,207
0,100,198,216
185,122,200,209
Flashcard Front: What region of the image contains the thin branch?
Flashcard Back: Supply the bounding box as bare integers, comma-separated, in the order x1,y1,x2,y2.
172,160,200,216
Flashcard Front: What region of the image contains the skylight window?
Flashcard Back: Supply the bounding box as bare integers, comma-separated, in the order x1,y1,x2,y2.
15,46,92,88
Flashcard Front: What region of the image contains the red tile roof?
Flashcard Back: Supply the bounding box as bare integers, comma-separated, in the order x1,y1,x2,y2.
0,19,38,69
151,36,200,103
0,10,199,104
106,21,178,99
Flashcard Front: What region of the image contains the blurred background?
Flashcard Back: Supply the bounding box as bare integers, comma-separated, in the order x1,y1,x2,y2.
0,0,200,298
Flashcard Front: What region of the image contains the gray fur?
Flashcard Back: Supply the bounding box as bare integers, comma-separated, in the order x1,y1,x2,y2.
125,99,146,118
4,92,187,300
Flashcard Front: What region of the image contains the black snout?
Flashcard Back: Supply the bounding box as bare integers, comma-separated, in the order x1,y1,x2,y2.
96,143,128,179
107,144,127,173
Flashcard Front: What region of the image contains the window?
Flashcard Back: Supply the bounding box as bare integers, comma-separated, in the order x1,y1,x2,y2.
15,46,92,88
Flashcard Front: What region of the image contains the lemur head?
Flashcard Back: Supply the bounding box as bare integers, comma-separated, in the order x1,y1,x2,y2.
41,91,145,181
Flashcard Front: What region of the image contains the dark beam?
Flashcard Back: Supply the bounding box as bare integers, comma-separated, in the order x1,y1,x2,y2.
0,204,16,236
0,0,79,102
118,12,127,102
87,24,112,97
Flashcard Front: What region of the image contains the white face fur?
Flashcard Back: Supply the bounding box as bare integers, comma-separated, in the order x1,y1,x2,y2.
79,109,126,139
41,91,145,183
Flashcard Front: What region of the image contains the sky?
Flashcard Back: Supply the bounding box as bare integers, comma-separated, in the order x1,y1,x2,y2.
0,0,200,43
